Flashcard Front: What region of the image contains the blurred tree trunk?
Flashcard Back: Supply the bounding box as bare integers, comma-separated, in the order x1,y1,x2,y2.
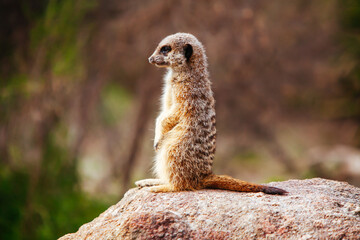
71,69,106,159
21,105,60,237
253,122,297,173
120,75,158,194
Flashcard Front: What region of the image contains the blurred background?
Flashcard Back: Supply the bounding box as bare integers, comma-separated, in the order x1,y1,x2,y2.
1,0,360,239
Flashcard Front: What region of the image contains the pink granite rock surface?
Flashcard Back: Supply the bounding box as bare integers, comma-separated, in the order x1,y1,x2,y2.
59,178,360,239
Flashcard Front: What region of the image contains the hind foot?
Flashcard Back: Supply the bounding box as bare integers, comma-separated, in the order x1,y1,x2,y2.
135,179,165,188
146,184,176,193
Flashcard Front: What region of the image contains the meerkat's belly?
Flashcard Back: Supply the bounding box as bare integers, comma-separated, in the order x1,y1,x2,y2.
154,124,213,183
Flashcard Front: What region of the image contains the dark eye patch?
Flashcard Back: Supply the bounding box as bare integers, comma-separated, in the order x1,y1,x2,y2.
160,45,172,54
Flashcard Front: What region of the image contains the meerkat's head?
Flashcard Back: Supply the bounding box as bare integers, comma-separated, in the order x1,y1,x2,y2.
148,33,207,72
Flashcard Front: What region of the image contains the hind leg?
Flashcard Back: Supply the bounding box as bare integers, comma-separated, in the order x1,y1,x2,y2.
135,179,165,188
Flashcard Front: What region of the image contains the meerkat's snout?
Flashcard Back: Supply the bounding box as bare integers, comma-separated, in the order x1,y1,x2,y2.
148,53,168,67
148,56,155,64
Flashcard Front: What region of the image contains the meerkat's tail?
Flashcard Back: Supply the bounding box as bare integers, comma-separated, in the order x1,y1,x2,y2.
203,175,287,195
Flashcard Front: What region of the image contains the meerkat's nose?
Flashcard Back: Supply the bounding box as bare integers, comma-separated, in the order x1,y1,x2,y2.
148,56,155,64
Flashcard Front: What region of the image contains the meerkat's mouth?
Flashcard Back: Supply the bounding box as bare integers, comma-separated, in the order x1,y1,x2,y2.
155,62,169,67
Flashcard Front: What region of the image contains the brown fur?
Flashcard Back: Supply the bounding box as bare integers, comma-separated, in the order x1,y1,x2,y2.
135,33,287,195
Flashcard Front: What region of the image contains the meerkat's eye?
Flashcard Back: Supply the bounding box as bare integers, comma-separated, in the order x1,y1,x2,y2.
160,46,172,54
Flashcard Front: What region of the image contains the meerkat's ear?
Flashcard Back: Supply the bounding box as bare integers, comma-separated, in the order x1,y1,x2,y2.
184,44,193,62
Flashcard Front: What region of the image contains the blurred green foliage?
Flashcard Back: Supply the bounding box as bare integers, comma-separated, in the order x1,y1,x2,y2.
30,0,94,77
0,167,28,240
339,0,360,145
101,83,133,126
0,0,108,239
233,150,262,166
0,133,107,239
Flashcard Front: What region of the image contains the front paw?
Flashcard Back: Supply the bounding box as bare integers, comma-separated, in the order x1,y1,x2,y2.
154,138,162,151
154,142,160,151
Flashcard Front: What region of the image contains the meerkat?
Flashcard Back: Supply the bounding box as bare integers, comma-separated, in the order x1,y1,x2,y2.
135,33,287,195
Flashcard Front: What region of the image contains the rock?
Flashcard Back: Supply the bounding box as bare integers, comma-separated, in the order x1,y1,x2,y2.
59,178,360,239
